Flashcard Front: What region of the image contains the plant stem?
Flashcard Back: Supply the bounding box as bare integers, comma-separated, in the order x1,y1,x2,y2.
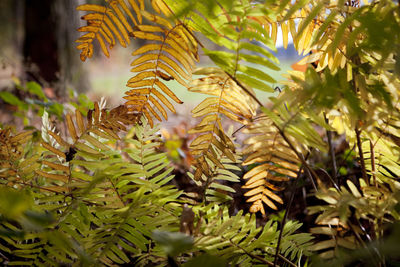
273,156,307,267
324,114,338,184
355,126,369,185
278,254,298,267
369,140,377,187
275,124,321,190
228,238,274,266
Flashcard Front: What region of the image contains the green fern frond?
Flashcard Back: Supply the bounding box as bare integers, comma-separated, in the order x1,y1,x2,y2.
188,153,241,204
192,205,313,266
36,103,139,189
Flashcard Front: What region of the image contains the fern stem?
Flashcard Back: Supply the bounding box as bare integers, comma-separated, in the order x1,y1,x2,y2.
225,72,263,107
355,126,369,185
227,238,274,266
369,140,377,187
277,254,297,267
273,155,307,267
108,177,125,206
324,114,338,184
275,123,321,189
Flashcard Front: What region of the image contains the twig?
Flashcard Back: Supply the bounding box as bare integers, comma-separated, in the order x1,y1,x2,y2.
335,143,356,178
317,168,340,191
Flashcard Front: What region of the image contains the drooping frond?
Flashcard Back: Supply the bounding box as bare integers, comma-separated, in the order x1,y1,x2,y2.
124,11,198,126
242,98,327,215
241,115,300,214
188,68,257,181
76,0,144,61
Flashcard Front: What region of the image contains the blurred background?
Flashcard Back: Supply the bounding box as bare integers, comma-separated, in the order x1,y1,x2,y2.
0,0,301,128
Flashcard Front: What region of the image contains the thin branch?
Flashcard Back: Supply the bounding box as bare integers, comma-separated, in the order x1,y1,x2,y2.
335,143,356,178
317,168,340,191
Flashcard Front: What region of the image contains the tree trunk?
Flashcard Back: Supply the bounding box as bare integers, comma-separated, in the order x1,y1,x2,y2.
23,0,88,97
23,0,59,85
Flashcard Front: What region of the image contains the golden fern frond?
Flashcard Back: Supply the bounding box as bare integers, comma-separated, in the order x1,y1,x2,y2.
0,128,38,187
307,179,397,259
257,2,318,56
275,1,364,73
124,11,198,126
242,116,301,215
188,67,257,181
76,0,144,61
361,115,400,185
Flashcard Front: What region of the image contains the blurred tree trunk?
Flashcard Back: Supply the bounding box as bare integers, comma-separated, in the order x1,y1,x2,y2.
23,0,59,85
54,0,90,95
23,0,88,97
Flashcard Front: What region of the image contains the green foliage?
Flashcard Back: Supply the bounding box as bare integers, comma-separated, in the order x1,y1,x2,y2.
1,0,400,266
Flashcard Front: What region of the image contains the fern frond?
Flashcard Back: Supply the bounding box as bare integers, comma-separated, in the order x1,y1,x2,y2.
309,177,399,260
188,68,256,181
164,0,280,92
242,115,300,214
362,129,400,185
36,103,139,190
193,205,313,266
188,151,241,204
124,11,198,126
76,0,144,61
80,119,182,266
0,128,39,187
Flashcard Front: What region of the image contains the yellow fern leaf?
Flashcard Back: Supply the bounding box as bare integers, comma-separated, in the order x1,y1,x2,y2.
188,69,257,180
76,0,142,61
242,116,302,214
124,14,198,125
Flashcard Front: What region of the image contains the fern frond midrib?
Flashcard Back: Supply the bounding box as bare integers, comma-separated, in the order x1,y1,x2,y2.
136,23,186,115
